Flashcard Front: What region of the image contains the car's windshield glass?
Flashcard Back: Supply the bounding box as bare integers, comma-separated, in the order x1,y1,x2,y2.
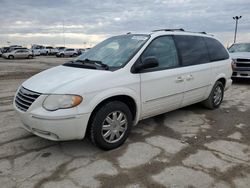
74,34,149,68
228,43,250,53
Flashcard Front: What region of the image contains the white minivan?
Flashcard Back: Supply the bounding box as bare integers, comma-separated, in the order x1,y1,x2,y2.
14,29,232,150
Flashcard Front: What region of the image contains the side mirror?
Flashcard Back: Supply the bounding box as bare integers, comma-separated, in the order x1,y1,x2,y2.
134,57,159,72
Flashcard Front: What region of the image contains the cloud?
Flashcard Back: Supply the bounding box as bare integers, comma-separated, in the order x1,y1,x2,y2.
0,0,249,47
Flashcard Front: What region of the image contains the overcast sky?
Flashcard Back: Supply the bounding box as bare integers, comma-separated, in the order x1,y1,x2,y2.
0,0,249,48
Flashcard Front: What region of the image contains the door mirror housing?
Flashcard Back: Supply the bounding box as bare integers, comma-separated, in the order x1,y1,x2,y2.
134,57,159,72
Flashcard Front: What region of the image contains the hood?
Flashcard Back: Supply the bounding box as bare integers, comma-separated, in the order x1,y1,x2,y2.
230,52,250,60
22,65,107,93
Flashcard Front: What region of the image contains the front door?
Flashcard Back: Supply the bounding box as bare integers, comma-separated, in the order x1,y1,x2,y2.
139,36,186,118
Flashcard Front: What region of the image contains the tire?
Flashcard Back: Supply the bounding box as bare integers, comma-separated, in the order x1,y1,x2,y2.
203,81,224,109
60,54,64,57
89,101,132,150
28,55,33,59
72,53,77,57
8,55,14,59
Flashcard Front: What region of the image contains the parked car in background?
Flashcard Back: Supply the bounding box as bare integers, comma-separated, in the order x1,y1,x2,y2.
9,47,28,52
0,50,2,57
77,48,86,55
40,46,59,55
31,45,44,56
56,47,66,52
2,49,33,59
1,47,11,53
14,29,232,150
229,43,250,79
56,48,78,57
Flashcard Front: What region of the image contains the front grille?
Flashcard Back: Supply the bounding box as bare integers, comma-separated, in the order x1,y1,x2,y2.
236,58,250,62
236,63,250,68
15,87,41,112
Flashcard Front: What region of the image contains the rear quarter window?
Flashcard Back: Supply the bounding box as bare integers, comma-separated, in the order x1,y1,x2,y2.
174,35,210,66
203,37,229,61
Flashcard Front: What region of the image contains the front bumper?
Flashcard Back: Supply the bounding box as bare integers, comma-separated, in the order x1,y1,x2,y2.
17,111,90,141
232,70,250,78
14,93,91,141
232,67,250,78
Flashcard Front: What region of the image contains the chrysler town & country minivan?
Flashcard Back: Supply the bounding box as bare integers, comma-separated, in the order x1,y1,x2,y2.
14,29,232,150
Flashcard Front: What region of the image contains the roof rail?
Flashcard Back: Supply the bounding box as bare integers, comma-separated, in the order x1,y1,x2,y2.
152,28,185,32
152,29,209,35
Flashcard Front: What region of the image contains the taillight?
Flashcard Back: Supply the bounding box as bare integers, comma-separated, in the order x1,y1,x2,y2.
231,59,236,69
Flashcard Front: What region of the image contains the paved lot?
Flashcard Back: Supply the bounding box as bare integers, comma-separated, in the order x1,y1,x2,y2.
0,56,250,188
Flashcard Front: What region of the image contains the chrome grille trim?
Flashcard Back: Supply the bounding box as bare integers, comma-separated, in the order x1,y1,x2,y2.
15,87,41,112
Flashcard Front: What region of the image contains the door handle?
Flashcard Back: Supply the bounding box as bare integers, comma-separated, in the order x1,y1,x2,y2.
186,74,194,81
176,76,184,83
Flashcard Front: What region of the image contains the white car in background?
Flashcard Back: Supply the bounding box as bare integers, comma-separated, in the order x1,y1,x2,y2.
229,43,250,78
14,29,232,150
40,46,59,55
56,48,78,57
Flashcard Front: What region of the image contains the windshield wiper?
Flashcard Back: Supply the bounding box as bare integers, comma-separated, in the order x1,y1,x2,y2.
75,59,109,70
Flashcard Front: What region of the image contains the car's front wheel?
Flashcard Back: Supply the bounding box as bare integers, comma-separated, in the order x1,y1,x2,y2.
89,101,132,150
203,81,224,109
8,55,14,59
28,55,33,59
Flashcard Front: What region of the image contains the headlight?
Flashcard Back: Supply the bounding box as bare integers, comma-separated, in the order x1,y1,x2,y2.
42,94,82,111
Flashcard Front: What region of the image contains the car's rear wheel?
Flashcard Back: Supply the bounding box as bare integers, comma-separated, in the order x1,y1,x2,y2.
60,54,64,57
8,55,14,59
72,53,77,57
28,55,33,59
203,81,224,109
89,101,132,150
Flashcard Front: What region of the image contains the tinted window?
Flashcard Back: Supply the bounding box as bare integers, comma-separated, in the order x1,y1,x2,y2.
141,36,179,70
204,37,229,61
174,35,210,66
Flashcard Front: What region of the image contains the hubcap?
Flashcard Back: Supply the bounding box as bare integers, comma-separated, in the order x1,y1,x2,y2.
213,86,222,106
101,111,128,143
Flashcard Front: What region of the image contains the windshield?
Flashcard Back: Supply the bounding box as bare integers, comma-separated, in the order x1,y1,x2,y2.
229,43,250,53
75,34,149,69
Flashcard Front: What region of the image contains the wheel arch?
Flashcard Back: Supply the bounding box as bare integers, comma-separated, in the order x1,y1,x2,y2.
86,94,139,136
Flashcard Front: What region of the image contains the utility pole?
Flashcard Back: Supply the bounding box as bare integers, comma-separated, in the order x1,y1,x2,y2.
63,20,65,47
233,16,242,43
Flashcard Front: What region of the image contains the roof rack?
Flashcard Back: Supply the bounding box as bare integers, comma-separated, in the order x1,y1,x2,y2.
152,28,208,35
152,28,185,32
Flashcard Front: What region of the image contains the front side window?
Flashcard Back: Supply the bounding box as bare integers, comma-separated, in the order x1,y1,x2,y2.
75,34,150,69
174,35,210,66
141,36,179,70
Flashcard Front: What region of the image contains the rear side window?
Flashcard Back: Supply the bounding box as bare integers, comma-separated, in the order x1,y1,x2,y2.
174,35,210,66
204,37,229,61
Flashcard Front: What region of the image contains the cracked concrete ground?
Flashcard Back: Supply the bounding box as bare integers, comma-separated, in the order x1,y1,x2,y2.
0,57,250,188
